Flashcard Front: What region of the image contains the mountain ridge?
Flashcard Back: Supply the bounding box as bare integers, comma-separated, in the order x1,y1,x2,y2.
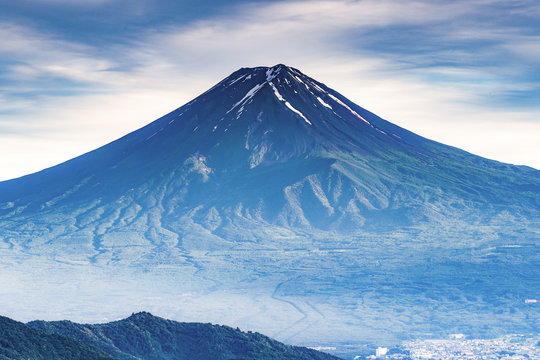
0,315,116,360
0,312,341,360
28,311,342,360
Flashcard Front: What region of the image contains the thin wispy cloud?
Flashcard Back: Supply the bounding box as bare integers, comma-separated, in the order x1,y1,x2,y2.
0,0,539,180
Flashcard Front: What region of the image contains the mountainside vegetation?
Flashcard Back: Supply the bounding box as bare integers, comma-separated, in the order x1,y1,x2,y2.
0,315,116,360
28,312,341,360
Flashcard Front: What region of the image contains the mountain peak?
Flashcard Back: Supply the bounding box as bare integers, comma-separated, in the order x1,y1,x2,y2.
173,62,405,161
126,311,172,324
218,63,309,96
237,63,290,77
264,63,288,81
128,311,156,320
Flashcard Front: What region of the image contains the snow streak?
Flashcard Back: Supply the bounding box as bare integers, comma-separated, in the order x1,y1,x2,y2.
227,83,265,114
270,82,312,125
327,93,370,125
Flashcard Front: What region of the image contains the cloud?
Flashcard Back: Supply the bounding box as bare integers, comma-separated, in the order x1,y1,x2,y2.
0,0,539,180
0,22,118,100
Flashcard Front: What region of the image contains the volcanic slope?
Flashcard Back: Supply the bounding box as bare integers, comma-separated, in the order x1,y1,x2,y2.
0,65,538,352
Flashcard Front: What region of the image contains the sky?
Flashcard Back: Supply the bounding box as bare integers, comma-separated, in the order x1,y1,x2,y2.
0,0,539,181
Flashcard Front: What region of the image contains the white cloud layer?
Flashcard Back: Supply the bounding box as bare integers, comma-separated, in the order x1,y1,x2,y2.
0,0,539,180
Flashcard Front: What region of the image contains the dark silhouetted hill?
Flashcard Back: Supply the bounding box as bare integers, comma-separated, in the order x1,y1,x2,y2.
0,315,116,360
28,312,341,360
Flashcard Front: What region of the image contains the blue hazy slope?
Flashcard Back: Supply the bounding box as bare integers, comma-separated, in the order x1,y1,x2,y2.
0,65,538,356
1,65,537,225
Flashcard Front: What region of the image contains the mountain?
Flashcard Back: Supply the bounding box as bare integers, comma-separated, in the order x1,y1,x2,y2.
28,312,341,360
0,312,340,360
0,315,115,360
2,65,537,233
0,65,538,356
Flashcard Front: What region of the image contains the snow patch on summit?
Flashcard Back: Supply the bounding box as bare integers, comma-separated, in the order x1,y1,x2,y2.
285,103,312,125
227,83,265,114
270,82,285,102
270,82,312,125
317,97,332,109
293,75,311,91
327,93,370,125
266,66,281,82
309,82,325,93
228,74,247,86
